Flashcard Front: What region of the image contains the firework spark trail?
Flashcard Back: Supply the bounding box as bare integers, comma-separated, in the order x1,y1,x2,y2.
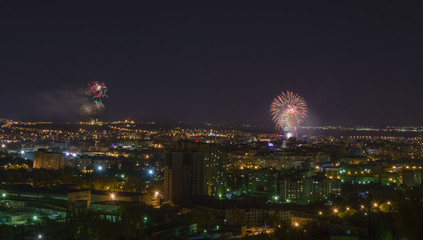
270,91,307,132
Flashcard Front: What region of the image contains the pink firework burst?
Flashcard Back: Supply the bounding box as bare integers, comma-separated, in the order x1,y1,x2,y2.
270,91,307,131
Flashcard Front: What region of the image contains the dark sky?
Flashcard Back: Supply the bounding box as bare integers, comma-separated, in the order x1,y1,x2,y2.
1,1,422,126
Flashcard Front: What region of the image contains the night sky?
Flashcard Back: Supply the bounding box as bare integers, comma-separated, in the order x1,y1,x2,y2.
1,1,422,126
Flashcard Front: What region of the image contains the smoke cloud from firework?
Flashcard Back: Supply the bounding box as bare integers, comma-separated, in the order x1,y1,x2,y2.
32,88,91,121
270,91,308,132
80,102,105,120
30,84,108,122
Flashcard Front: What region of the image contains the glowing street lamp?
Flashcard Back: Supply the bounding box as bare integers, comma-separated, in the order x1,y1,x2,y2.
110,193,116,200
294,222,299,227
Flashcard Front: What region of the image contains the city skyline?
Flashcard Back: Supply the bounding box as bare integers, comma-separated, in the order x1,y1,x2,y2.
1,1,423,126
2,2,423,240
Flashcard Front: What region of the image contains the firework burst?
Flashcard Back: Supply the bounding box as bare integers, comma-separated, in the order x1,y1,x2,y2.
88,81,108,102
270,91,307,132
81,81,108,123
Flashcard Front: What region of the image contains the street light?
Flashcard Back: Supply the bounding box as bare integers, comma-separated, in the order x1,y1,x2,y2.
294,222,299,227
142,216,148,229
388,201,392,215
110,193,116,200
38,234,43,239
333,208,338,213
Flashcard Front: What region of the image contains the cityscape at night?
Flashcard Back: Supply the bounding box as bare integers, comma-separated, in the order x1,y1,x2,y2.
1,1,423,240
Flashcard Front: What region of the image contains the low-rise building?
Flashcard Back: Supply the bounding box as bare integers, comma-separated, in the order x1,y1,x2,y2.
279,177,341,203
33,150,66,170
226,208,291,227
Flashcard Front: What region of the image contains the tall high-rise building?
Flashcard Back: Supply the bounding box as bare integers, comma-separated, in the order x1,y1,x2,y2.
33,151,65,170
179,141,228,197
163,141,228,203
163,151,205,204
